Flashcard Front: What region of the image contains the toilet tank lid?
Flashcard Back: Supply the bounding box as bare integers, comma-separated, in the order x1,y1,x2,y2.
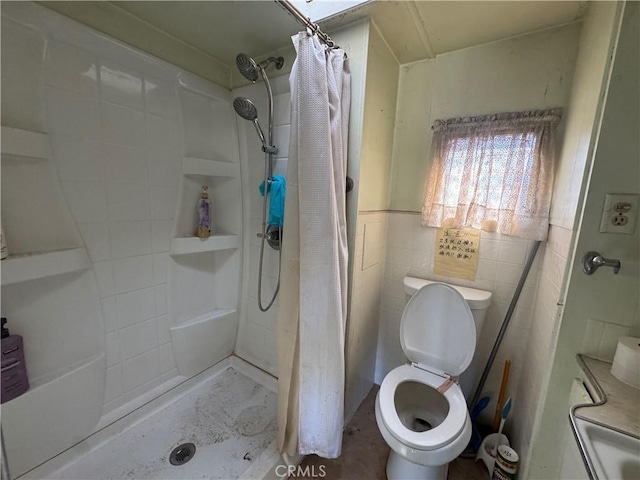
403,277,492,310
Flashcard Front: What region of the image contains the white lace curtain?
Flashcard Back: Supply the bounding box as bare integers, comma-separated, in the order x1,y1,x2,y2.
422,109,562,240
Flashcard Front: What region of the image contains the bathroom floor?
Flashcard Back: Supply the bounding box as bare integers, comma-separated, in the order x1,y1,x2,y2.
296,386,488,480
42,367,277,480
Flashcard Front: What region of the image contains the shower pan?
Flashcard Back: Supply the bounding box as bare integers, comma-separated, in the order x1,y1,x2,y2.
233,53,285,312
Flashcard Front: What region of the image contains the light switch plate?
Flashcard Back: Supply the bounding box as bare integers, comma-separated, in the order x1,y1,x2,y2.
599,193,639,234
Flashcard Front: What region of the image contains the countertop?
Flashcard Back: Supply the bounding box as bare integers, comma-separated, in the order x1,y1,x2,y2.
575,354,640,438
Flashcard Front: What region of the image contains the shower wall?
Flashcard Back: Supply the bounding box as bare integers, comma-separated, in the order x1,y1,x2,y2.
11,3,180,414
234,74,291,376
1,3,241,476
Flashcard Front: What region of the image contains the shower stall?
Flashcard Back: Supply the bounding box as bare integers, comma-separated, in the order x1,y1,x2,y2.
0,2,292,478
0,0,363,477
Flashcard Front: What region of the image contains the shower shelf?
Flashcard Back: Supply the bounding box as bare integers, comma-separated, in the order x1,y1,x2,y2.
171,308,237,329
1,247,91,286
1,126,51,160
170,234,240,255
182,157,237,177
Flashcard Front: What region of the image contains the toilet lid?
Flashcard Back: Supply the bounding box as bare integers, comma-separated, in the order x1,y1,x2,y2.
400,283,476,377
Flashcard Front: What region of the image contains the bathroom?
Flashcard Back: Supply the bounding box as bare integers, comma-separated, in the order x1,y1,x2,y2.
0,1,638,479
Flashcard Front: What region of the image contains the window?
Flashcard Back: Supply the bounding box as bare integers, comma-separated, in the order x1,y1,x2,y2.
422,109,562,240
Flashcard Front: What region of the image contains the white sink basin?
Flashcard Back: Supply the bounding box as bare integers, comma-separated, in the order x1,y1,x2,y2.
574,417,640,479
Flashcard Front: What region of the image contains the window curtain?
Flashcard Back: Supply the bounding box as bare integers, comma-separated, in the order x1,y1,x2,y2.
277,32,350,459
422,109,562,240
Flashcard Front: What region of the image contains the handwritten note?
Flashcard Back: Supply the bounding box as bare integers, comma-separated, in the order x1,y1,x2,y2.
434,228,480,280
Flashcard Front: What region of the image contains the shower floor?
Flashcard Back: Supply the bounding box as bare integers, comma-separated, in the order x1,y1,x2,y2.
22,357,280,480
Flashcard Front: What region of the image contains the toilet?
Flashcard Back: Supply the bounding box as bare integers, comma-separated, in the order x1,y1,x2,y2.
375,278,492,480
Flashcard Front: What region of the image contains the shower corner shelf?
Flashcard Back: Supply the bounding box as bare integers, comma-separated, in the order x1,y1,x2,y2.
182,157,238,178
170,234,240,255
1,126,51,160
1,247,91,286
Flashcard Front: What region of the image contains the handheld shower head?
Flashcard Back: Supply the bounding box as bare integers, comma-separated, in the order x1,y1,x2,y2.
236,53,285,83
233,97,267,148
233,96,258,122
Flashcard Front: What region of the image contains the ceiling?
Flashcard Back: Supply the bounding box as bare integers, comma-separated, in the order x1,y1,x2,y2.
322,0,589,63
55,1,589,69
114,1,303,66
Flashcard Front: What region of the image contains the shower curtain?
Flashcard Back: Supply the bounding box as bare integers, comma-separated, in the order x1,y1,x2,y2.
277,32,350,459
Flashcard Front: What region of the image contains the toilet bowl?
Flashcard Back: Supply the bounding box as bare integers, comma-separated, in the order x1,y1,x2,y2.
375,281,490,480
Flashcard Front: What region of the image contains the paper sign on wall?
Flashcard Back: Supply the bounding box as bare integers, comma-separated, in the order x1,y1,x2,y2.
434,228,480,280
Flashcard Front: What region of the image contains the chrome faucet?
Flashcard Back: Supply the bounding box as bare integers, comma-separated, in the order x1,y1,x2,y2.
582,251,621,275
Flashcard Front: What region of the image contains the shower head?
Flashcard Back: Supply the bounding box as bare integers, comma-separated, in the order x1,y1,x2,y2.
233,97,267,147
233,97,258,122
236,53,285,83
236,53,260,82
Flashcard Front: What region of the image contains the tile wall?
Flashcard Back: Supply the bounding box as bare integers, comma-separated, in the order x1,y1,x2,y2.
378,212,542,425
45,41,182,415
516,4,630,474
13,4,231,415
234,75,291,377
527,4,638,476
510,225,571,458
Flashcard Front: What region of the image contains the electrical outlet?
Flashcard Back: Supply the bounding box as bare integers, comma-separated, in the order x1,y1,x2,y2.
599,193,639,234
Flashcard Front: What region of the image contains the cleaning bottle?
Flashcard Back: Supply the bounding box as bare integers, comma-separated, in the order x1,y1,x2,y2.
196,185,212,238
1,318,30,403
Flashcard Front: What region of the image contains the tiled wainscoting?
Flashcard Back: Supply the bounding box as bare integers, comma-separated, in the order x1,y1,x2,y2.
510,225,572,458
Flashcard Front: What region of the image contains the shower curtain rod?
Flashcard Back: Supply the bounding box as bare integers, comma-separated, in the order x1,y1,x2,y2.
275,0,341,50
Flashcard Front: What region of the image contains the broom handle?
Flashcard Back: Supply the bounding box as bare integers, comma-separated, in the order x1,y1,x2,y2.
493,359,511,432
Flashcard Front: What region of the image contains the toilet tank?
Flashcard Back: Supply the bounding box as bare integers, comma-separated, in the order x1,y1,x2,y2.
403,277,492,340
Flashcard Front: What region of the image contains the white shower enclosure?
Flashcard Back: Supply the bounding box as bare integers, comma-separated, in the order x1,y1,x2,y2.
1,3,249,477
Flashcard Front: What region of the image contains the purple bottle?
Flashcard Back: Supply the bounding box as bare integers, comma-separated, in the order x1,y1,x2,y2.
1,318,29,403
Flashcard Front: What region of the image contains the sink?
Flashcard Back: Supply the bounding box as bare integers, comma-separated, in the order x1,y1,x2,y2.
574,417,640,480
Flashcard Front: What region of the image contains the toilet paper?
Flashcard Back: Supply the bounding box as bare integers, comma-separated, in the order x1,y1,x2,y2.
611,336,640,390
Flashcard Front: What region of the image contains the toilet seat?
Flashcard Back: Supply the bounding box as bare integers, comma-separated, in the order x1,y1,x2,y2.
378,364,468,451
400,283,476,377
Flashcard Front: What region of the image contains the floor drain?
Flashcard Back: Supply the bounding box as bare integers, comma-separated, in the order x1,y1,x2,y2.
169,443,196,466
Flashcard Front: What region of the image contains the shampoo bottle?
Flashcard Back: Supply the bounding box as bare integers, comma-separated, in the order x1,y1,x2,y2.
1,318,29,403
196,185,212,238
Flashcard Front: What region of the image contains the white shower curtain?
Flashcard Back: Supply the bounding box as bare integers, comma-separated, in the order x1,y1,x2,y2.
277,32,350,459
